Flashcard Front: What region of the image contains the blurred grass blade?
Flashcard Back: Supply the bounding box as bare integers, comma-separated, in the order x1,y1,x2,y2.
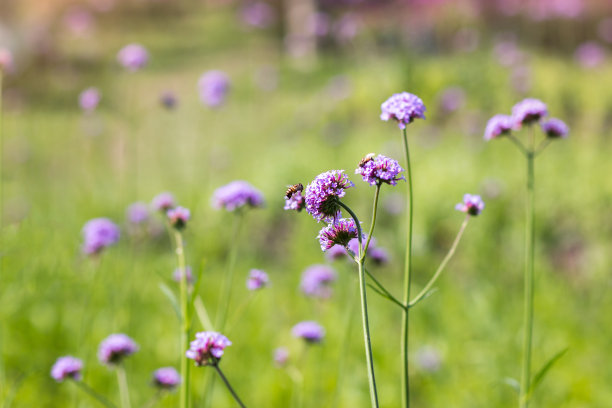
159,282,181,320
527,348,568,397
503,377,520,394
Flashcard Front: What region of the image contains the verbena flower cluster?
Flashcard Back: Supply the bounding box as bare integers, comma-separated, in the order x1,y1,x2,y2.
317,218,361,251
126,202,150,225
79,87,101,112
300,264,337,298
304,170,353,223
246,269,269,290
98,334,139,366
455,194,485,216
167,206,190,230
198,70,230,108
51,356,83,382
212,180,264,211
152,367,181,390
82,218,120,255
355,154,405,186
186,332,232,366
152,192,176,212
541,118,569,138
292,321,325,344
380,92,426,129
117,44,149,71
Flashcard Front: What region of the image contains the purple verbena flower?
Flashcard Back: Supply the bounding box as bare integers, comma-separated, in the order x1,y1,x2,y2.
512,98,548,127
186,332,232,366
198,71,230,108
455,194,485,216
82,218,120,255
292,321,325,344
317,218,361,251
574,42,606,68
173,266,194,285
79,87,101,112
51,356,83,382
126,202,149,225
212,181,264,211
160,91,178,110
241,2,276,28
304,170,353,223
247,269,269,290
167,206,190,230
152,192,175,212
484,114,513,140
368,246,390,265
284,183,305,212
355,154,405,186
273,347,289,367
300,264,337,298
380,92,426,129
117,44,149,71
541,118,569,139
98,334,138,366
325,244,348,261
152,367,181,390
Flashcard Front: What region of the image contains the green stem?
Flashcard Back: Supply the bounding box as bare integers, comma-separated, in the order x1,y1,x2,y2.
215,213,244,331
364,267,405,310
361,184,381,261
116,367,131,408
506,134,529,156
520,149,536,408
72,381,117,408
213,365,247,408
400,127,413,408
174,231,191,408
409,217,470,308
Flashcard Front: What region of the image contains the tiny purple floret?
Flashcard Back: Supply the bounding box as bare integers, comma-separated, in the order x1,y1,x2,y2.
186,332,232,366
380,92,426,129
198,70,230,108
152,192,175,212
79,87,101,112
212,181,264,211
317,218,361,251
173,266,194,285
541,118,569,138
300,264,337,298
356,154,405,186
98,334,138,366
82,218,120,255
305,170,353,223
117,44,149,71
247,269,269,290
152,367,181,390
167,206,190,230
484,114,514,140
455,194,485,216
292,321,325,344
51,356,83,382
512,98,548,127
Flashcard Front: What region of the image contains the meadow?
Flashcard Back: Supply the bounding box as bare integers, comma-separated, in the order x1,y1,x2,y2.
1,2,612,407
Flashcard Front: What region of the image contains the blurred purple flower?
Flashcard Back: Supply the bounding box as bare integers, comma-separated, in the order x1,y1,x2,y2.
51,356,83,382
512,98,548,127
167,206,190,230
152,367,181,390
325,244,348,261
318,218,361,251
574,42,606,68
160,91,178,110
541,118,569,138
0,48,14,74
355,154,405,186
484,114,513,140
126,202,149,225
438,87,465,113
305,170,353,223
292,321,325,344
415,346,442,373
173,266,194,285
79,87,100,112
241,2,276,28
212,180,264,211
455,194,485,216
186,332,232,366
82,218,120,255
380,92,426,129
368,246,389,265
284,183,305,212
300,264,337,298
273,347,289,367
117,44,149,71
152,192,175,212
307,12,331,37
247,269,269,290
98,334,138,366
198,71,230,108
63,7,95,36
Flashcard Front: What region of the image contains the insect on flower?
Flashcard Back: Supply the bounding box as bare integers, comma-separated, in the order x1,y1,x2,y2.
358,153,376,168
285,183,304,199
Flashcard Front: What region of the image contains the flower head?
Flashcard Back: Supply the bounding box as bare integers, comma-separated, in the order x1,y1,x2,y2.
512,98,548,127
292,321,325,344
79,87,101,112
574,42,606,68
325,244,348,261
198,70,230,108
300,264,337,298
484,114,513,140
152,367,181,390
186,332,232,366
380,92,426,129
284,183,305,212
541,118,569,138
368,246,390,265
126,202,149,225
117,44,149,71
212,181,264,211
317,218,361,251
305,170,353,223
173,266,194,285
51,356,83,382
455,194,485,216
356,154,405,186
247,269,269,290
160,91,178,110
273,347,289,367
167,206,190,230
152,192,175,212
98,334,138,366
82,218,120,255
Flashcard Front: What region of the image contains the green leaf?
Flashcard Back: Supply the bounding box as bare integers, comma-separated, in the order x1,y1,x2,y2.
528,348,568,396
159,282,181,321
503,377,520,394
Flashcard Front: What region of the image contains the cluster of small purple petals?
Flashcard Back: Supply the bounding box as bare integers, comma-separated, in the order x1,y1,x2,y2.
152,367,181,390
455,194,485,216
51,356,83,382
484,114,514,140
117,44,149,71
98,334,138,366
186,332,232,366
356,154,405,186
284,191,305,212
304,170,353,223
126,202,149,224
300,265,337,298
325,244,348,261
317,218,360,251
368,246,390,265
380,92,426,129
152,192,176,212
173,266,194,284
167,206,190,229
511,98,548,127
82,218,120,255
292,321,325,344
212,181,264,211
247,269,269,290
273,347,289,367
198,70,230,108
541,118,569,138
79,87,101,112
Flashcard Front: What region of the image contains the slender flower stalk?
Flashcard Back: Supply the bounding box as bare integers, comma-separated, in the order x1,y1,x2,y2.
72,381,117,408
212,364,247,408
174,230,191,408
116,366,131,408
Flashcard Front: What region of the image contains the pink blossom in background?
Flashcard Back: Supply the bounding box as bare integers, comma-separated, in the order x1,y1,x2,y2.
241,2,276,28
0,48,14,74
574,42,606,68
63,7,95,36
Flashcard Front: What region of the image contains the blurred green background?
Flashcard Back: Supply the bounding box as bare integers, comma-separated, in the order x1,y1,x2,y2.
1,0,612,407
